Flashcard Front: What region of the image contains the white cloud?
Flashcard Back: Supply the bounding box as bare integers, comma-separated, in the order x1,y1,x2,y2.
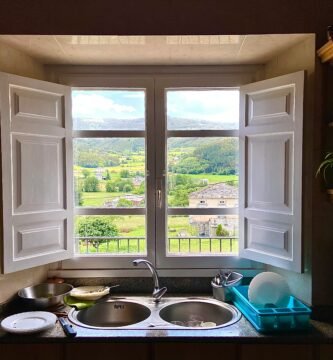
167,90,239,122
72,93,136,120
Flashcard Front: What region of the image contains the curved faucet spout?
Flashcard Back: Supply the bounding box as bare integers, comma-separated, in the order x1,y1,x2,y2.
133,259,167,302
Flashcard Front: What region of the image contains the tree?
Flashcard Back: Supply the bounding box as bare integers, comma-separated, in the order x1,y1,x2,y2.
75,189,83,206
123,184,133,192
77,216,119,250
117,198,132,208
193,138,238,174
82,168,91,178
133,182,145,195
171,156,209,174
84,176,99,192
106,181,116,192
116,180,132,192
169,189,189,207
105,170,111,180
74,177,83,206
120,169,130,178
216,224,229,236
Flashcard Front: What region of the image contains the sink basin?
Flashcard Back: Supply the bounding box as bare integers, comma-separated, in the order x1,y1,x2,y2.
159,299,240,328
68,296,241,330
70,300,151,329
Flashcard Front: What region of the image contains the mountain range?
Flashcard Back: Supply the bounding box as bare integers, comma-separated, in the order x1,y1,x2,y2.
74,116,237,131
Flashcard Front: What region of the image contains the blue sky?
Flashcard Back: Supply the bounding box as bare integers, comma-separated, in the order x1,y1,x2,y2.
72,89,239,123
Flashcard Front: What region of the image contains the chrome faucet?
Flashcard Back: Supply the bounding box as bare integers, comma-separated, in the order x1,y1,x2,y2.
133,259,167,302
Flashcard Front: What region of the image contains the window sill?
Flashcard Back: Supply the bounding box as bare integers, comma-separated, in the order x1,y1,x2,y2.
48,268,262,278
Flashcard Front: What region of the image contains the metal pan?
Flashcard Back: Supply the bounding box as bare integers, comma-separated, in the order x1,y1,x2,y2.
18,283,73,310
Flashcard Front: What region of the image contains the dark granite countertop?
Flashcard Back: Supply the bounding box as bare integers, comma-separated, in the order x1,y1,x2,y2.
1,317,333,344
1,294,333,344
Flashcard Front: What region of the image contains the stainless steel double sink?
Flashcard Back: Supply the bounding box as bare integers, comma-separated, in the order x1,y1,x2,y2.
68,296,241,330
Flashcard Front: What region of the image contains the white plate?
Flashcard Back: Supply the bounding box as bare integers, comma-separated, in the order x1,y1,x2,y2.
248,272,291,307
1,311,57,334
70,286,109,300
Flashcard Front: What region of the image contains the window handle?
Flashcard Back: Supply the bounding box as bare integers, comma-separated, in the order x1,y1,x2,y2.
157,189,162,209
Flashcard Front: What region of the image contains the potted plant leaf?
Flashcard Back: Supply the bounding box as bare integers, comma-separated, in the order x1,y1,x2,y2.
316,152,333,202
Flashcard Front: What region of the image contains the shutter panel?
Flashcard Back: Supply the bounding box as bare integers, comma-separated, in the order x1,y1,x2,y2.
239,71,304,273
0,72,73,273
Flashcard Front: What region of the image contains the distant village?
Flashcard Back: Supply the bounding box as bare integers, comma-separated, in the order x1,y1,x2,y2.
76,167,238,237
188,182,238,237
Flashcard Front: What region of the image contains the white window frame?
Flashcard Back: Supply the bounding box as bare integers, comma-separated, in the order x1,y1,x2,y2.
63,76,156,270
55,67,262,273
155,75,254,269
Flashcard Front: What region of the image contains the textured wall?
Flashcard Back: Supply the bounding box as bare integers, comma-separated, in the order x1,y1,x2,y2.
0,40,48,304
0,0,332,307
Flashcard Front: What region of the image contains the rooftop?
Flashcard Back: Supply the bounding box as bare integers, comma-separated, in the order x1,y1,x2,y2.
189,182,238,199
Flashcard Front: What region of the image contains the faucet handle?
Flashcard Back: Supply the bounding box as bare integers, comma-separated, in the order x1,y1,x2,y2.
153,286,167,302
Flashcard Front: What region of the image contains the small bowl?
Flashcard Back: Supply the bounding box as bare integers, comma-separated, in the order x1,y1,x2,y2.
18,283,73,310
70,286,110,301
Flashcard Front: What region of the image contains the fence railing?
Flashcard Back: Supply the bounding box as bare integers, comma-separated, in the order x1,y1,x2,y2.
76,236,238,255
168,236,238,254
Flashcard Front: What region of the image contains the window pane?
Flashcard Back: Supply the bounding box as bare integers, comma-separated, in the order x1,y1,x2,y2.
167,215,238,256
75,215,146,255
72,90,145,130
166,89,239,130
167,137,238,207
74,138,145,208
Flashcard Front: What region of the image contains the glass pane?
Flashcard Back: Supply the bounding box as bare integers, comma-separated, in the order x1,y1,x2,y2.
74,138,145,208
167,137,238,207
166,89,239,130
72,90,145,130
75,215,146,255
167,215,238,256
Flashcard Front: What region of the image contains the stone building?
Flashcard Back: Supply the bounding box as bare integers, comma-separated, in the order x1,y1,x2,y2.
189,182,238,237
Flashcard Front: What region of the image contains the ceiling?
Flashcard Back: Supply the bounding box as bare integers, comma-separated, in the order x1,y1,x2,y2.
0,34,312,66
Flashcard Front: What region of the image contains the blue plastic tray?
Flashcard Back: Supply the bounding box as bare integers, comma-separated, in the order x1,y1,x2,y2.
231,285,311,333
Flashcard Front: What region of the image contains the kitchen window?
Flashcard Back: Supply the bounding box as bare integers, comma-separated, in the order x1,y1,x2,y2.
68,75,244,270
0,69,304,274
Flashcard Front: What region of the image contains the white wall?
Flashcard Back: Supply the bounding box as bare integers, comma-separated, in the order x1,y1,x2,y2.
0,40,49,304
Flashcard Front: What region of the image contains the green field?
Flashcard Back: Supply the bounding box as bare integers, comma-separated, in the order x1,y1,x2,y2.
78,174,238,208
185,174,238,184
81,192,118,207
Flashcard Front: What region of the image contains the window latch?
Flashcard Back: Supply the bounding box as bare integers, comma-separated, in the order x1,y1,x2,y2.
157,189,162,209
156,178,163,209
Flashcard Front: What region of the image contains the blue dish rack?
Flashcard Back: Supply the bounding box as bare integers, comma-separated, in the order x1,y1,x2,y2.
231,285,311,333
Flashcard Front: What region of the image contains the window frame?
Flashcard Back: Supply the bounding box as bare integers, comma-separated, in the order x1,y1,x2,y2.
63,76,156,270
155,75,253,269
57,68,261,272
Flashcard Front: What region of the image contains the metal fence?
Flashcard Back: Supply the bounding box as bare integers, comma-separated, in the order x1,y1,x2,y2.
168,236,237,254
76,236,237,255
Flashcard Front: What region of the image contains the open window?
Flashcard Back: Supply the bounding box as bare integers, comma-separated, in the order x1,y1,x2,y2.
0,70,304,274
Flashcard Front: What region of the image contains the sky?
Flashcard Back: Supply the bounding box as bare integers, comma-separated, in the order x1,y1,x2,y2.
72,89,239,126
72,90,145,121
167,89,239,123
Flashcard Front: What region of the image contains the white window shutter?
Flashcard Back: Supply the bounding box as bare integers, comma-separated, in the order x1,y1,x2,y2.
239,71,304,273
0,72,73,273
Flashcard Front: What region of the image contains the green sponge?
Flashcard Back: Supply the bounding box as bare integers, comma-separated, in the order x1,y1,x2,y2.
64,295,95,310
